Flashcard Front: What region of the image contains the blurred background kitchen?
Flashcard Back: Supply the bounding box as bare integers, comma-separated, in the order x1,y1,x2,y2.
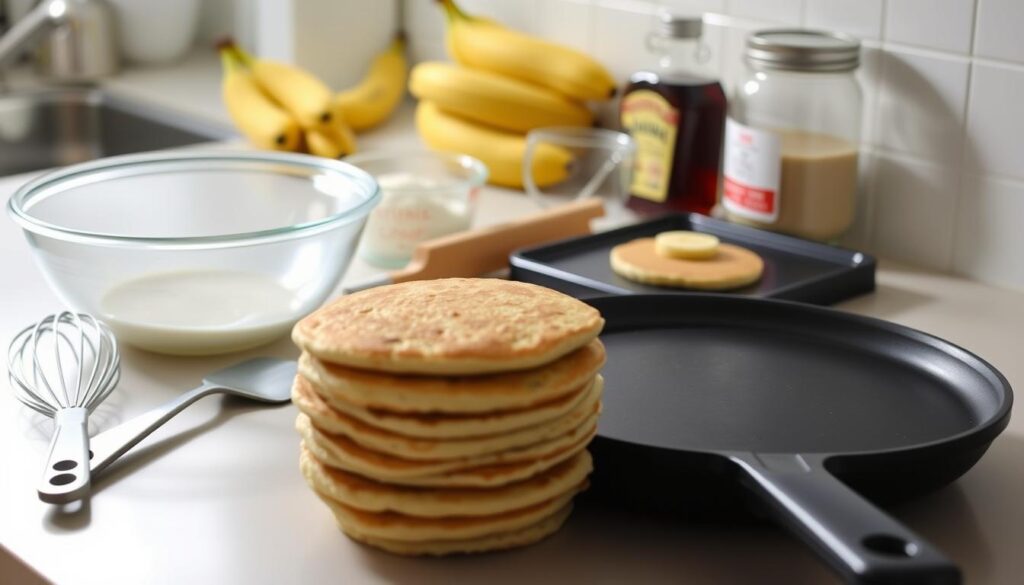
2,0,1021,288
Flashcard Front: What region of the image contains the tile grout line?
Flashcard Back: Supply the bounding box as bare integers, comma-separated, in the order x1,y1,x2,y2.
708,10,729,87
584,0,598,64
974,170,1024,189
969,0,982,57
948,0,984,278
879,0,888,41
969,55,1024,72
857,0,889,250
701,12,1024,68
864,37,894,252
867,144,1024,190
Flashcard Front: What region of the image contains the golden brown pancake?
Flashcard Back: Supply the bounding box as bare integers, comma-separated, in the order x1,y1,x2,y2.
293,374,602,460
298,339,605,414
312,482,585,541
297,415,596,488
340,503,573,556
300,446,592,517
292,278,605,374
310,375,600,440
610,238,763,290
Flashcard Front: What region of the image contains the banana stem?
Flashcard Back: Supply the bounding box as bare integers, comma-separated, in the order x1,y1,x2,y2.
438,0,471,22
215,37,254,68
392,30,407,53
218,50,236,73
230,46,254,67
217,42,247,74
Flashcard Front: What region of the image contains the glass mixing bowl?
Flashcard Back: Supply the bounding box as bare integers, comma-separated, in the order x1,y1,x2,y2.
7,151,380,356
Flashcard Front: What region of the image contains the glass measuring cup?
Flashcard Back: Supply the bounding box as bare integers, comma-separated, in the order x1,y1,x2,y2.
523,127,637,226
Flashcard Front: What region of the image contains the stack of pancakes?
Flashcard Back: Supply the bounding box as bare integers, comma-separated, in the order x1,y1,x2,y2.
291,278,606,555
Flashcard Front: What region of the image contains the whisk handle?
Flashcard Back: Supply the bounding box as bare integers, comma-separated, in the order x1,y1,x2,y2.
89,384,214,476
38,407,91,504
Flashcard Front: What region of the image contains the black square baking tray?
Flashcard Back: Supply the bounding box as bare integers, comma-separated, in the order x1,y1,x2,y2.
509,213,875,305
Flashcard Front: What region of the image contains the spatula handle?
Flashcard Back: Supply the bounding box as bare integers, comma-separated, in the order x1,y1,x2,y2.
391,198,605,283
89,384,214,476
38,407,91,504
731,453,960,585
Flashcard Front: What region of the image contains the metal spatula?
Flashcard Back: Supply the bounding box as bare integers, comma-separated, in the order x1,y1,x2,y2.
89,358,296,476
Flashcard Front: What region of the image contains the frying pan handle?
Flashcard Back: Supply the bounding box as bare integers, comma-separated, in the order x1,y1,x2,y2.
730,453,960,585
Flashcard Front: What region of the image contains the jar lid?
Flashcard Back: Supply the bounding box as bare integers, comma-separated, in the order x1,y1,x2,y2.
655,12,703,39
745,29,860,72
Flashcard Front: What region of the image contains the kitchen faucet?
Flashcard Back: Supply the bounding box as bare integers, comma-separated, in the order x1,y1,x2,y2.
0,0,117,84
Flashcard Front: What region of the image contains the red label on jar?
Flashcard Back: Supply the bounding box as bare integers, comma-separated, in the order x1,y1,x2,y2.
723,177,776,215
722,118,781,223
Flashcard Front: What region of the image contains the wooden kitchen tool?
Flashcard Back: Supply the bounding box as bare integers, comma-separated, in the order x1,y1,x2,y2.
345,198,605,292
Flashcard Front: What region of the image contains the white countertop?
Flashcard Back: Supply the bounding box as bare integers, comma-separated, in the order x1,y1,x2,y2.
3,56,1024,585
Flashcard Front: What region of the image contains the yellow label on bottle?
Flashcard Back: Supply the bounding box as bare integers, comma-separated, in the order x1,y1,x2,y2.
621,89,679,203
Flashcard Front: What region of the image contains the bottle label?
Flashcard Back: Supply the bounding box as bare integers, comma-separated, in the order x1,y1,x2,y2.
723,118,781,223
621,90,679,203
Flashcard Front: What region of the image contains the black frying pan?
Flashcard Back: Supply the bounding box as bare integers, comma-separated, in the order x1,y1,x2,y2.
585,294,1012,585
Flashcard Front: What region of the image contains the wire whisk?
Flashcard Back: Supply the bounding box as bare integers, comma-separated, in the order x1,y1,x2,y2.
8,311,120,503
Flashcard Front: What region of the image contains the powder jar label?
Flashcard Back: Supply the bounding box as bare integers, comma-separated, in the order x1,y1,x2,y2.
722,118,782,223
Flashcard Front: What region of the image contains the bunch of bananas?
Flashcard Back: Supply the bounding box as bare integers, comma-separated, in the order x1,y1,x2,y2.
411,0,616,189
219,35,407,158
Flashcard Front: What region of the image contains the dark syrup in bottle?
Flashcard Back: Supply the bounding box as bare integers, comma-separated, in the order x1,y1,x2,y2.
620,70,727,216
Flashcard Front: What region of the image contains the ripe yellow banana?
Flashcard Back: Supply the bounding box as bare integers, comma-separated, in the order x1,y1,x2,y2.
335,34,408,132
219,46,301,151
326,103,358,155
305,129,344,159
229,42,335,130
410,62,593,133
440,0,616,102
304,104,358,158
416,101,571,189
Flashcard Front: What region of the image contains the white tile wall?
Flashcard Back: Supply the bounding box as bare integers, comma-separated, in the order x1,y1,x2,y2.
404,0,448,64
974,0,1024,62
460,0,540,32
728,0,803,25
954,175,1024,286
403,0,1024,289
591,1,658,85
856,46,883,144
805,0,884,40
965,64,1024,179
872,154,959,270
536,0,594,54
884,0,976,53
662,0,725,15
874,50,970,163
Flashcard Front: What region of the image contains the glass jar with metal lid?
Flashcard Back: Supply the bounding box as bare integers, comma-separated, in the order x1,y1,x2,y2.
722,29,862,242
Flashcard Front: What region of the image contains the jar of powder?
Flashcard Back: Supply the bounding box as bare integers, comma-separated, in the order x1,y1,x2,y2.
723,29,862,242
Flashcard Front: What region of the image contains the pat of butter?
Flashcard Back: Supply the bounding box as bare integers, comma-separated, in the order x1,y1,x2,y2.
654,231,720,260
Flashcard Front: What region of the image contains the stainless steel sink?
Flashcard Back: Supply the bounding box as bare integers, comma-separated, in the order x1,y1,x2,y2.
0,87,234,176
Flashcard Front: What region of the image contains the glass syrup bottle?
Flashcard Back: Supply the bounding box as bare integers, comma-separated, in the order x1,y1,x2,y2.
620,13,726,216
